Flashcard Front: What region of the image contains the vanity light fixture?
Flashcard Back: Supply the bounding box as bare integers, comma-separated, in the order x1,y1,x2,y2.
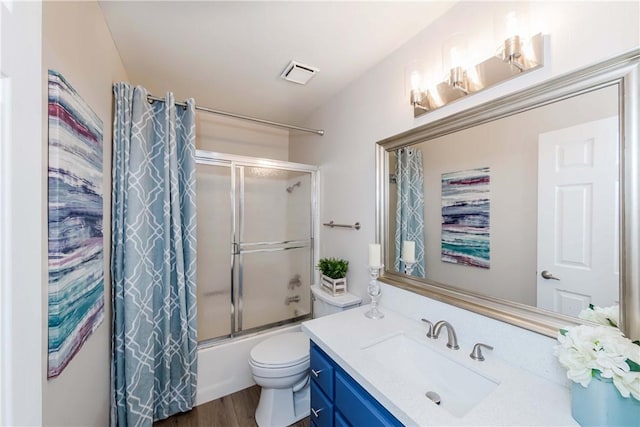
410,13,544,117
443,33,469,94
409,70,429,113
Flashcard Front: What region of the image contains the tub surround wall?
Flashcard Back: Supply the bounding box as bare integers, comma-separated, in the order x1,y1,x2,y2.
41,1,129,425
289,0,639,387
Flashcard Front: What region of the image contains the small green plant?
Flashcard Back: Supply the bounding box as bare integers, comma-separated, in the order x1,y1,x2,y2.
316,257,349,280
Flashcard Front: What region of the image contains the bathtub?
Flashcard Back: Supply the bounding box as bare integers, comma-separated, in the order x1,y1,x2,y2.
196,323,302,405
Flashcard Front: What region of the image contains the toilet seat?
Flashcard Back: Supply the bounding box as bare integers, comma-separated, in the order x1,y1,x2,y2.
249,357,309,380
249,332,309,368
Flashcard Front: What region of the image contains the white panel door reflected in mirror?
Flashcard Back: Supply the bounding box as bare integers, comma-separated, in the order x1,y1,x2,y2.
537,116,619,317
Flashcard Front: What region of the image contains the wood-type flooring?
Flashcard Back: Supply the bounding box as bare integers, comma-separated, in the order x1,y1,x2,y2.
154,385,310,427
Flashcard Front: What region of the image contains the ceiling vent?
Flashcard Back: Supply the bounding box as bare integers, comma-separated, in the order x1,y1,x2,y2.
280,60,319,85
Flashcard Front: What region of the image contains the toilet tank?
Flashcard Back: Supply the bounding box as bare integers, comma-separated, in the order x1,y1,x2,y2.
311,285,362,318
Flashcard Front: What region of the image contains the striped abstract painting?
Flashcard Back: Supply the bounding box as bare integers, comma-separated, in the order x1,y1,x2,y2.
47,70,104,378
441,167,490,269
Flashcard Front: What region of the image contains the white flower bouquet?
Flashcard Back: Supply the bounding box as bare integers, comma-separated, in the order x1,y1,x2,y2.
554,305,640,401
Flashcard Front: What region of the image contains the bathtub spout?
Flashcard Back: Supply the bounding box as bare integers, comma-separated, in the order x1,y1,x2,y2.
285,295,301,305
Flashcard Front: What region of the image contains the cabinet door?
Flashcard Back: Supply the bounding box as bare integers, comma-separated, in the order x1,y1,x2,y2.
335,370,403,427
310,343,334,398
311,381,334,427
335,410,351,427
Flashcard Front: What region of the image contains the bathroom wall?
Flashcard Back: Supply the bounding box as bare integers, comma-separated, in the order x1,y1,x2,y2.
1,1,44,425
290,0,639,383
197,112,289,160
41,1,129,425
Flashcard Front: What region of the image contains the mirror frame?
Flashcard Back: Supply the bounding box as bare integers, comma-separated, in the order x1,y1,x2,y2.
376,49,640,339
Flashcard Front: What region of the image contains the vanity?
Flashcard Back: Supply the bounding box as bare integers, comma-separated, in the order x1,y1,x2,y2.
303,305,577,426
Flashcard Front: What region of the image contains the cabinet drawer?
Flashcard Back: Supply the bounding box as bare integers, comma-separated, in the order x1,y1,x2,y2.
310,343,334,398
335,370,402,427
311,381,334,427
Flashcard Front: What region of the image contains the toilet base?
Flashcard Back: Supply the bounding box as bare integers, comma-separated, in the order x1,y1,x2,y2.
255,383,310,427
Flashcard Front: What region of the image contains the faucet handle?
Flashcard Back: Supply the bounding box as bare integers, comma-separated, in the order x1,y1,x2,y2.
421,318,436,339
470,343,494,361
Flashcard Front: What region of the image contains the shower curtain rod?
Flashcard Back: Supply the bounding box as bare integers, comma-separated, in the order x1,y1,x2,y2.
147,95,324,136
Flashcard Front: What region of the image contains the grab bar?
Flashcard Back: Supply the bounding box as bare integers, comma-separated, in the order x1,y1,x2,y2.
240,239,311,248
323,221,361,230
240,245,308,254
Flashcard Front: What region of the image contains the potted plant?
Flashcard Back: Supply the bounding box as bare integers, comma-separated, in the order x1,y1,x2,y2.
554,305,640,426
316,257,349,296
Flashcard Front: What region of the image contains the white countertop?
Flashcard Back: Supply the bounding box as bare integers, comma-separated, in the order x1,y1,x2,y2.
302,305,578,426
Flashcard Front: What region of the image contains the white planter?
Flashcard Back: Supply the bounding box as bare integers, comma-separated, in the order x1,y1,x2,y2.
320,275,347,296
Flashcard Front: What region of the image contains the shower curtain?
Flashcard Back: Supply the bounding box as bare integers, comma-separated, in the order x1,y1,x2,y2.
395,148,426,277
111,83,197,426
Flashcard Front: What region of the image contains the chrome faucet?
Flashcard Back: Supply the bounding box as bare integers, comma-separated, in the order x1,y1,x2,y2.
470,343,493,361
421,318,436,339
433,320,459,350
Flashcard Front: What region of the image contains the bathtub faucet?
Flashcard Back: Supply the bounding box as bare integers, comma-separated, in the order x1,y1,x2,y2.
285,295,301,305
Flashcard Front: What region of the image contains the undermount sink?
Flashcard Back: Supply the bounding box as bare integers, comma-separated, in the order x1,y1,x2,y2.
361,333,499,418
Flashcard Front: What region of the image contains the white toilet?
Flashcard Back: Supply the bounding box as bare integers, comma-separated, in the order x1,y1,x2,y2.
249,285,361,427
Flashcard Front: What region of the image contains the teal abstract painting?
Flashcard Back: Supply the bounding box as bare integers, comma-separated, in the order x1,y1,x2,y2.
441,167,490,269
47,70,104,378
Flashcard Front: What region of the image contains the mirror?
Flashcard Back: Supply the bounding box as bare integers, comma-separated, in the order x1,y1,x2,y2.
376,51,640,339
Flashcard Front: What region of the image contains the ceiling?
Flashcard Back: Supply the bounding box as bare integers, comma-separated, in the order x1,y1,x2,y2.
99,1,456,125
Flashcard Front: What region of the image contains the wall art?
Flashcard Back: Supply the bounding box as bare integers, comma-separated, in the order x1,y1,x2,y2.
47,70,104,378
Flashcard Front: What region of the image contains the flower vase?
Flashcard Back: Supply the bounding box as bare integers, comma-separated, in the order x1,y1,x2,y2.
571,373,640,426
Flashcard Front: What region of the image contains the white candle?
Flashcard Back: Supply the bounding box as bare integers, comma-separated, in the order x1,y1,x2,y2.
369,243,381,267
402,241,415,263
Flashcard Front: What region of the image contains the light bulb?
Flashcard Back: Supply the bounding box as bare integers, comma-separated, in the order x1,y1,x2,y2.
505,11,519,38
410,71,422,91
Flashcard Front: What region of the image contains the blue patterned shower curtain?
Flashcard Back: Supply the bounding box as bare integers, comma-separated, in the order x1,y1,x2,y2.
395,148,426,277
111,83,197,426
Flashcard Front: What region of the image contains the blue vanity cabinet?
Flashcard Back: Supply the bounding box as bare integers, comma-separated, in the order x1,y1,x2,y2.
310,341,403,427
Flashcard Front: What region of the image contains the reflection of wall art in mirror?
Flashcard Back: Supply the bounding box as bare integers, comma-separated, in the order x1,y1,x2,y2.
441,167,490,269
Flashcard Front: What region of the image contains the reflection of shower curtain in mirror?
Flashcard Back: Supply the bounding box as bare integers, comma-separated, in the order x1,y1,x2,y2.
395,148,426,277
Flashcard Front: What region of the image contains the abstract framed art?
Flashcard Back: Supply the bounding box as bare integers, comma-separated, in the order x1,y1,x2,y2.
47,70,104,378
441,167,490,269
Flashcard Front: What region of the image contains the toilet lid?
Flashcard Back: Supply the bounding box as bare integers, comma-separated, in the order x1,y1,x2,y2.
250,332,309,368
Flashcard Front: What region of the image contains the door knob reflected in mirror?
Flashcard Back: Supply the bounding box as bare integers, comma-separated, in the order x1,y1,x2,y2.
541,270,560,280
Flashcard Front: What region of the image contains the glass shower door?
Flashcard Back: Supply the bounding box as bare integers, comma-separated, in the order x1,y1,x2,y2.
194,151,316,344
237,166,313,332
195,162,233,342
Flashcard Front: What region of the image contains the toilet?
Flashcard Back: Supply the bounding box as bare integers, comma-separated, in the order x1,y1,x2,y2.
249,285,361,426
